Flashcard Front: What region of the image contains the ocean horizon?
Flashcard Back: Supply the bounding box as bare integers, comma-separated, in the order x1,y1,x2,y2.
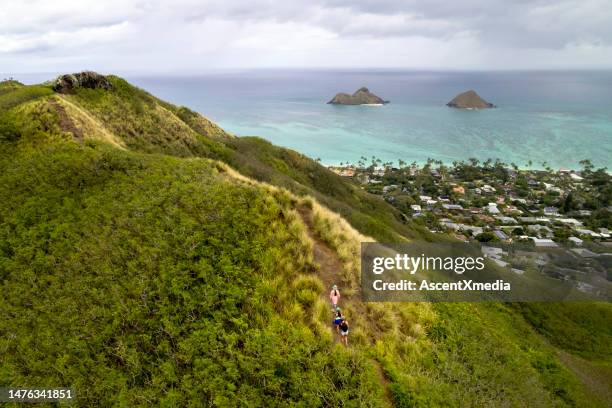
14,69,612,170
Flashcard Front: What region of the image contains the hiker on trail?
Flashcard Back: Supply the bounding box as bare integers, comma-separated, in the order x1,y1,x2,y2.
329,285,340,310
333,308,344,333
339,319,349,346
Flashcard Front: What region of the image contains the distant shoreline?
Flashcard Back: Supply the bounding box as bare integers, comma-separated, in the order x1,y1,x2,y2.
321,159,604,173
103,71,612,171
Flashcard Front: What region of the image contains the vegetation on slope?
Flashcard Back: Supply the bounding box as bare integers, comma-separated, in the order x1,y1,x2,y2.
0,75,610,406
0,82,53,112
53,76,428,243
301,199,604,407
0,139,388,406
0,79,25,96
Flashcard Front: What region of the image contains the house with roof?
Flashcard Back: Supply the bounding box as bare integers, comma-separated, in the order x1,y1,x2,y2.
568,236,583,246
576,228,601,238
482,184,496,194
496,216,518,225
439,218,458,230
504,205,523,215
557,218,582,227
493,230,509,241
528,224,554,238
442,204,464,211
569,173,584,181
459,225,484,236
486,203,500,214
530,238,558,248
544,207,559,216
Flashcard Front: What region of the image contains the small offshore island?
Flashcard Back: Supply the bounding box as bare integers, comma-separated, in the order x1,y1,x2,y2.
327,87,389,105
447,90,495,109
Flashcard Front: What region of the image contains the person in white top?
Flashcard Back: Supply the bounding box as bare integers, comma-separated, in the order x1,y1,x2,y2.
329,285,340,311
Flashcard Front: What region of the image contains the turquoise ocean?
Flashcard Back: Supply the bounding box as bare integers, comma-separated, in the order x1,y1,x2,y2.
128,70,612,170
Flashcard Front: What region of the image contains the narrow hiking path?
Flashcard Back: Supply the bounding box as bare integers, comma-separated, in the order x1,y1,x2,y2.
296,205,372,339
298,206,344,294
297,205,344,345
297,204,394,406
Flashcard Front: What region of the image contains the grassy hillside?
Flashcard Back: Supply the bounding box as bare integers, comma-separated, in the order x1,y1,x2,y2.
0,139,388,406
0,75,610,407
56,76,429,243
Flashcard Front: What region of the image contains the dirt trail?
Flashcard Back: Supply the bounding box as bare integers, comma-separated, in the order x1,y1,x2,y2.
298,205,344,345
297,205,394,406
53,96,126,149
297,205,371,328
297,206,344,292
49,99,84,141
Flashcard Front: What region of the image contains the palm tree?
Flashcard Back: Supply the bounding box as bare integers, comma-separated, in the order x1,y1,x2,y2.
579,159,593,174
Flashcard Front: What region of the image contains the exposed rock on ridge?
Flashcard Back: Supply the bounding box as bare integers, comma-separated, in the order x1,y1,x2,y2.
53,71,113,94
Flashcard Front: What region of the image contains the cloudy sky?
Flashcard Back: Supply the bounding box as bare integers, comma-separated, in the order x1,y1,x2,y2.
1,0,612,74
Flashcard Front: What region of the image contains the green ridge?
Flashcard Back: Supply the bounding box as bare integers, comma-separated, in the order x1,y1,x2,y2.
0,74,609,407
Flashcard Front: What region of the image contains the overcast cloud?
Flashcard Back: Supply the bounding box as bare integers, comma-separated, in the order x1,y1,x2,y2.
1,0,612,74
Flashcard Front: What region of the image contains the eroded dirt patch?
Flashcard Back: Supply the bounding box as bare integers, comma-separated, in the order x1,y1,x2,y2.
49,99,84,141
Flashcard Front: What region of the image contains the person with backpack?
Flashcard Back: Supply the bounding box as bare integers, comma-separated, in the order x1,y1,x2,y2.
333,308,344,333
329,285,340,311
339,319,349,346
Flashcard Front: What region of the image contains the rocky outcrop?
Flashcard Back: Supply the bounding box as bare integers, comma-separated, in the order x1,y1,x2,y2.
447,90,495,109
53,71,113,94
327,87,389,105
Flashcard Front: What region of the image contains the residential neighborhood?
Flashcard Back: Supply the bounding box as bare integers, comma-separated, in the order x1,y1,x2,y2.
330,157,610,244
329,157,611,296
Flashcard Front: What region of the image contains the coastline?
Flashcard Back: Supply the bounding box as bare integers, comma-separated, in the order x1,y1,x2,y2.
129,71,612,171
